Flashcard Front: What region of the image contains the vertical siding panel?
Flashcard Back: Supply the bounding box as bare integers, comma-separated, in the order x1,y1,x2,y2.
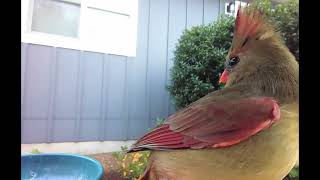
22,120,47,143
21,43,28,107
127,58,149,138
21,43,27,142
47,47,57,142
20,43,28,142
219,0,225,16
106,55,127,140
52,120,77,142
187,0,204,28
23,44,52,120
145,0,152,129
163,0,171,117
106,55,126,120
80,51,104,141
202,0,205,24
105,120,127,140
167,0,187,116
74,51,83,141
81,52,104,120
147,0,170,127
204,0,220,24
52,48,80,142
185,0,188,29
54,48,79,119
124,58,129,139
126,60,134,139
127,0,150,139
23,44,54,143
100,54,110,140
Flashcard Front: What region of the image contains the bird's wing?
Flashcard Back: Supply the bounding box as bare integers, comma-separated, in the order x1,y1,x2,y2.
129,87,280,152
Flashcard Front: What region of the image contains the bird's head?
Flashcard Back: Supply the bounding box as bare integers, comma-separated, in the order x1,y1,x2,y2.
219,6,297,88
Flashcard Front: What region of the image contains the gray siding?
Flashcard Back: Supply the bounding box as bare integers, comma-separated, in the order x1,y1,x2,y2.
21,0,225,143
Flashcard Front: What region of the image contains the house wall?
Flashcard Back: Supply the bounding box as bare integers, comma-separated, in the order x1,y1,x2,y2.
21,0,225,143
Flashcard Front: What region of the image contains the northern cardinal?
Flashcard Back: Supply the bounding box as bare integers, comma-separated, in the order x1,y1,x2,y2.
128,6,298,180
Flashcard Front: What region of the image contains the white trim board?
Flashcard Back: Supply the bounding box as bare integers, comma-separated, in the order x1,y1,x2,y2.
21,140,136,155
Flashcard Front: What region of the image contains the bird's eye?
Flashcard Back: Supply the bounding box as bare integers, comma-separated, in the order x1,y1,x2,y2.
228,56,240,67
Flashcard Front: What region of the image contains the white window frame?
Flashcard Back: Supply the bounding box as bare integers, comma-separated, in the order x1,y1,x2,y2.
224,1,248,17
21,0,139,57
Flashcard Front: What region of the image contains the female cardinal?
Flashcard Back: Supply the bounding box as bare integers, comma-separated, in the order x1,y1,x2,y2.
128,6,298,180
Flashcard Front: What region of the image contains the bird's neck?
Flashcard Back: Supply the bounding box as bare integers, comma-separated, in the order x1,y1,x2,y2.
229,61,298,104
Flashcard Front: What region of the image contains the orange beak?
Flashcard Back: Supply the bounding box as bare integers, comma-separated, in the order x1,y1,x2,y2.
219,69,229,84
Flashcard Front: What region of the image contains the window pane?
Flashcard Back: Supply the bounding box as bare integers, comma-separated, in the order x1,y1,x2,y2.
31,0,80,38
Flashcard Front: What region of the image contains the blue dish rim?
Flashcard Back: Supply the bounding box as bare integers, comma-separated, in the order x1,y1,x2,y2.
21,153,104,179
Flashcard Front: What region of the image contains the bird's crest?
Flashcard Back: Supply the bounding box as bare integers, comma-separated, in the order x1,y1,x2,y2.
229,5,276,57
234,6,274,40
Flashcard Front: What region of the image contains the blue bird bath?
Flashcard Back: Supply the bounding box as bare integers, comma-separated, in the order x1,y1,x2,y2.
21,153,104,180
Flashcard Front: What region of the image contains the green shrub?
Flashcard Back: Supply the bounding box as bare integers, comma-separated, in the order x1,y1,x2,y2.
167,15,234,110
272,0,299,61
250,0,299,61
